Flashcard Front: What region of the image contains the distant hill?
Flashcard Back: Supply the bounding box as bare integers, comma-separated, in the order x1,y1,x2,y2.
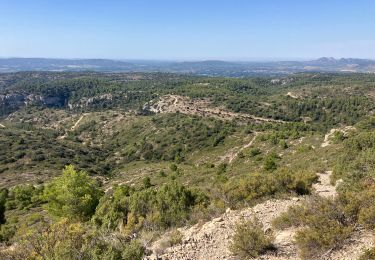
1,57,375,75
0,58,134,72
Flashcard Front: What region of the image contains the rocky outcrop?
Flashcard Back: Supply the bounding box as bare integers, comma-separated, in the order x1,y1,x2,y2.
68,94,113,109
0,92,114,116
0,93,66,111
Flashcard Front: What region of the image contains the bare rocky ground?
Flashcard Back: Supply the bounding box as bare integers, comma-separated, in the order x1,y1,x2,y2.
321,126,356,148
147,95,285,124
145,171,374,260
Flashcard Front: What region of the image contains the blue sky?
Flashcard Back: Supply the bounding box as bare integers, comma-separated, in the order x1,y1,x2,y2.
1,0,375,60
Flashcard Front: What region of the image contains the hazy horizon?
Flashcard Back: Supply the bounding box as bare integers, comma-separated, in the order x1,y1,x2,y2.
0,56,373,63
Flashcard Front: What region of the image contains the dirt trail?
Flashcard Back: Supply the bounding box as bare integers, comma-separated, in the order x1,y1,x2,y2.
145,171,373,260
57,113,89,140
321,129,337,148
70,113,88,131
312,171,339,198
286,92,298,99
147,95,285,124
219,132,259,164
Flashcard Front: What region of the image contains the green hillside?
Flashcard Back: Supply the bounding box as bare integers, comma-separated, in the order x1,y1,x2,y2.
0,72,375,259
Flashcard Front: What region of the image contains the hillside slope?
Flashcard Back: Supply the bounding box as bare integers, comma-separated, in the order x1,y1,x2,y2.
147,171,373,260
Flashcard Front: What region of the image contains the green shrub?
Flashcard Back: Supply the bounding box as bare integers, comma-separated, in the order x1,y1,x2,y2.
357,116,375,130
93,182,209,233
92,184,133,230
359,247,375,260
280,140,288,149
273,197,353,259
159,170,166,177
296,223,352,259
249,148,261,157
43,165,104,221
264,154,277,171
0,188,8,224
6,184,42,210
217,163,227,174
272,204,306,230
4,218,144,260
142,177,152,188
229,218,274,259
359,205,375,230
0,216,18,242
332,131,346,143
337,179,375,228
170,163,178,172
121,240,145,260
225,170,317,207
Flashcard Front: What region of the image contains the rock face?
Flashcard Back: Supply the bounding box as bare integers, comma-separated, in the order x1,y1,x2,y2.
0,93,66,107
68,94,113,109
0,92,113,116
0,93,67,115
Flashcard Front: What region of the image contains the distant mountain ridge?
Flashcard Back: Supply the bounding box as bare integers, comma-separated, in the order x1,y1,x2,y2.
1,57,375,75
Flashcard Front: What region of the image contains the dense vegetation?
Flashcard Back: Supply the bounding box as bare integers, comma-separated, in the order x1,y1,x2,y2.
2,72,375,129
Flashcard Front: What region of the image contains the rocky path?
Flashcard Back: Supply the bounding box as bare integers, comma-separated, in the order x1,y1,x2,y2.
218,132,259,164
145,171,373,260
70,113,88,131
312,171,338,198
57,113,89,140
229,132,259,164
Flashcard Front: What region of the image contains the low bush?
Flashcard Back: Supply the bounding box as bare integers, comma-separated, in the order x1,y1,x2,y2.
0,188,7,224
225,169,317,208
121,240,145,260
2,218,145,260
92,182,209,234
295,223,352,259
273,196,353,259
263,153,278,171
272,204,306,230
359,247,375,260
229,218,274,259
5,184,43,210
159,229,183,249
249,147,261,157
0,216,18,242
339,179,375,230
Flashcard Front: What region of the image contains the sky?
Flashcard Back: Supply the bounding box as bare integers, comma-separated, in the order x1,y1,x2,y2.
1,0,375,60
